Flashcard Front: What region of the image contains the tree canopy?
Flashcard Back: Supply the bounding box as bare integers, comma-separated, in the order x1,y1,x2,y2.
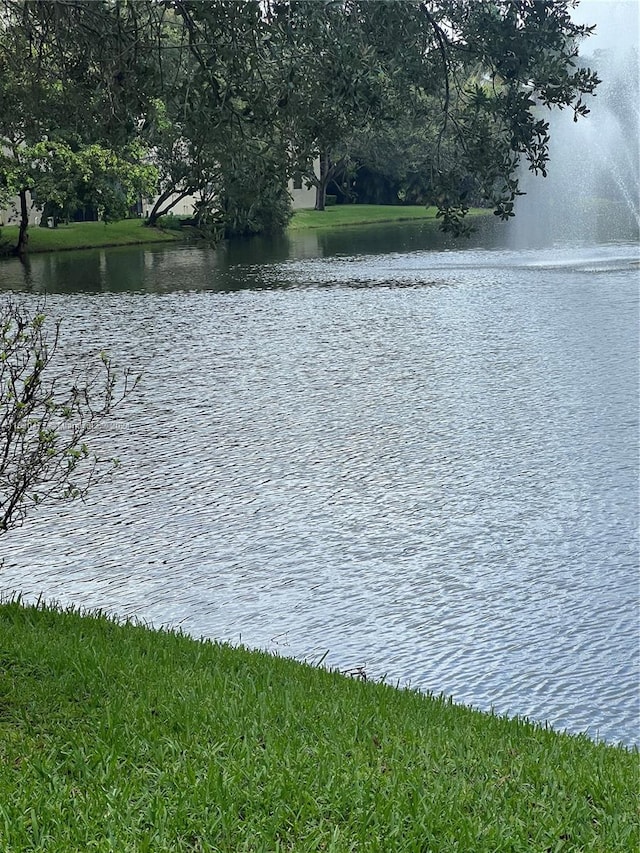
0,0,600,251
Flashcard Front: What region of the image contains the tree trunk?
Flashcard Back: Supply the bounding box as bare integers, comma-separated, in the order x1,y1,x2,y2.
314,152,347,210
146,187,193,226
13,189,30,257
39,200,58,227
314,151,330,211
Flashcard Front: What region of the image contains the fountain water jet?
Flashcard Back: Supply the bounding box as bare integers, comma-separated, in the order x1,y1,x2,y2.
509,0,639,248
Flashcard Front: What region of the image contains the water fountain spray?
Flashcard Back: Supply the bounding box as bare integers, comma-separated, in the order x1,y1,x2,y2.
510,0,639,247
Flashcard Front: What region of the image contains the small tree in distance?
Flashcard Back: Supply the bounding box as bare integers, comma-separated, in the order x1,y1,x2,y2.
0,298,138,535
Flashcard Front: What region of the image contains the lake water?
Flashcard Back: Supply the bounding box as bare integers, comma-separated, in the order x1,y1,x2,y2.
1,217,638,746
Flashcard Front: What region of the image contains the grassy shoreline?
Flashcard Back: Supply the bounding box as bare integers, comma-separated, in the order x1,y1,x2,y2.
0,218,183,256
0,205,490,256
0,600,636,852
287,204,490,231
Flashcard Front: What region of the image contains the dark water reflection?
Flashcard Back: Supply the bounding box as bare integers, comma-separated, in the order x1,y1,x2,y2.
2,212,638,295
1,217,638,745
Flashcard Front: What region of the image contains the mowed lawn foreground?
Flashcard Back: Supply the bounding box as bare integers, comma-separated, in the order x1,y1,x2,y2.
0,601,637,852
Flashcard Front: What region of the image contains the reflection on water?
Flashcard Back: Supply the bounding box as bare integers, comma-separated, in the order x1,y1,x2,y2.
1,219,638,745
2,214,638,295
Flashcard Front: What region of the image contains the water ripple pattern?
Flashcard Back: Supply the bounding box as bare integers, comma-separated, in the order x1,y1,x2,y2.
2,238,638,746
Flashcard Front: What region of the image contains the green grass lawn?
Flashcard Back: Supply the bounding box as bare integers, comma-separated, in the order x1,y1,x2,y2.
0,600,636,852
0,219,182,255
288,205,490,231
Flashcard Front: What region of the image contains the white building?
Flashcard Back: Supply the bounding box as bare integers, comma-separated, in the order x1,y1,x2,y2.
0,191,40,227
288,174,316,210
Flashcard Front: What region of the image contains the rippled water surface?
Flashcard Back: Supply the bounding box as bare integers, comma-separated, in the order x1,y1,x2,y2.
2,219,638,745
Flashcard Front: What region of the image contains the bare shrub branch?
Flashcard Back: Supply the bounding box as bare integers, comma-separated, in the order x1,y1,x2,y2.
0,297,138,534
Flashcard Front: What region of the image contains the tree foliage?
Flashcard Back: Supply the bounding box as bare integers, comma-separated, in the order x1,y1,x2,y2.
0,0,600,244
0,0,161,252
219,141,292,238
264,0,599,226
1,141,157,226
421,0,600,230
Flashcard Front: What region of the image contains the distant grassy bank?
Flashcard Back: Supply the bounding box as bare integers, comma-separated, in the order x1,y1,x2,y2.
0,206,491,256
288,204,490,231
0,600,636,852
0,218,182,255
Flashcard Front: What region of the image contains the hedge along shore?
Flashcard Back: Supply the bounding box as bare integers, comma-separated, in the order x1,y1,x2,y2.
0,600,637,852
0,205,491,256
